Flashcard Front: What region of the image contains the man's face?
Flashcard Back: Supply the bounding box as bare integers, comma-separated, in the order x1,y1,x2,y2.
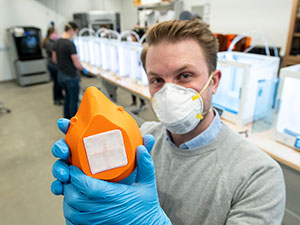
145,39,220,112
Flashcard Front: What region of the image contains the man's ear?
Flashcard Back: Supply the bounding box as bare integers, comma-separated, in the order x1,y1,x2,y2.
211,70,221,95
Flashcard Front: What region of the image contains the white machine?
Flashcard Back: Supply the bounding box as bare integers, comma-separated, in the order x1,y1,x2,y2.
137,0,183,28
117,31,148,85
118,31,139,77
74,28,96,64
128,42,148,86
73,11,120,33
6,26,50,86
212,52,280,125
271,64,300,150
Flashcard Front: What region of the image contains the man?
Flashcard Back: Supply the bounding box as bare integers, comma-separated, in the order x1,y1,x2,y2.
52,22,87,119
51,20,285,224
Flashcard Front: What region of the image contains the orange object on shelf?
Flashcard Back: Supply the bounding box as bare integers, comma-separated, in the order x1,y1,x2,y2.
214,33,229,51
226,34,251,51
214,33,251,52
133,0,141,6
65,86,143,182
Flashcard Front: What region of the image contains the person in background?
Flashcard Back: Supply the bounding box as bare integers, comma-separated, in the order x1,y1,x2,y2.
52,22,88,119
179,10,193,20
51,20,285,224
41,26,63,105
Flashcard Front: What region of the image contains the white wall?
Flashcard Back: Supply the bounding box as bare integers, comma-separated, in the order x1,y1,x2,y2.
182,0,293,56
91,0,122,11
120,0,138,31
52,0,92,33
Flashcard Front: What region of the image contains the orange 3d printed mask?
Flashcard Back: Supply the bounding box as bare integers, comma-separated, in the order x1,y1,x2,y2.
65,86,143,182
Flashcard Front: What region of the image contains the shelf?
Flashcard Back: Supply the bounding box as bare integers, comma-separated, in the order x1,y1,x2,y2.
282,55,300,66
285,55,300,61
283,0,300,66
293,32,300,37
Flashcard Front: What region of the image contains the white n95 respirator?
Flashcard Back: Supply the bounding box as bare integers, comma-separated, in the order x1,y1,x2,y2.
152,73,213,134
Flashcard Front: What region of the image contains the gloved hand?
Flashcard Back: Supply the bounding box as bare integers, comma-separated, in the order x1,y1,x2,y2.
83,68,88,75
51,118,170,224
63,144,171,225
51,118,156,194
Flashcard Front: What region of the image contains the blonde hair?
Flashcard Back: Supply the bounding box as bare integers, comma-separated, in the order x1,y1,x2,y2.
141,20,218,74
64,22,78,32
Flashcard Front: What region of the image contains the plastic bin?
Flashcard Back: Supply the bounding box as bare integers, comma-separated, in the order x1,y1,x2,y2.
271,64,300,150
213,52,280,125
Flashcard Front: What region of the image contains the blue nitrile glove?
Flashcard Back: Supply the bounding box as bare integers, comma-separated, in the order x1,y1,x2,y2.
63,145,171,225
83,68,88,75
51,118,156,195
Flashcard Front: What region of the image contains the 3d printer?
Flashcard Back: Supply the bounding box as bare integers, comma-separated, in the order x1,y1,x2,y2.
73,11,120,33
6,26,50,86
271,64,300,150
213,52,280,125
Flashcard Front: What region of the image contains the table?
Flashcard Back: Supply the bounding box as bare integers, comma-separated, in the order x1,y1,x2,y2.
83,63,150,100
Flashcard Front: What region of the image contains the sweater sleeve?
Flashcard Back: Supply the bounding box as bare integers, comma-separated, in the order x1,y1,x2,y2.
225,158,286,225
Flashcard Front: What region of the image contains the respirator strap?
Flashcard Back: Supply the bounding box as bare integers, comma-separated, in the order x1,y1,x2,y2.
196,107,212,120
192,72,214,101
152,97,157,106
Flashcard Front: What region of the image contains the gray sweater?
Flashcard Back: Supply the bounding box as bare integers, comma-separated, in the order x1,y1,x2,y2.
140,121,285,225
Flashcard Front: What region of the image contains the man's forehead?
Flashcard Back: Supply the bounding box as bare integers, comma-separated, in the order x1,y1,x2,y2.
146,40,207,73
147,63,205,79
147,39,204,60
148,38,202,49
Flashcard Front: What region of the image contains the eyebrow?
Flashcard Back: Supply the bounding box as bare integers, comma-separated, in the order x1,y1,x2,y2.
147,64,196,77
174,64,195,74
147,71,161,77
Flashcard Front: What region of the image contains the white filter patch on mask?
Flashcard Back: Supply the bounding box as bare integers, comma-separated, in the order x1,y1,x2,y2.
83,129,128,174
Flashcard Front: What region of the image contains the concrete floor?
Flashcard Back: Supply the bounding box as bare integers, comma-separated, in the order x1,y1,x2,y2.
0,76,156,225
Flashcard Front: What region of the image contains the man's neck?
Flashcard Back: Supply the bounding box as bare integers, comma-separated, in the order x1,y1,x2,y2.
62,32,72,40
170,110,215,147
